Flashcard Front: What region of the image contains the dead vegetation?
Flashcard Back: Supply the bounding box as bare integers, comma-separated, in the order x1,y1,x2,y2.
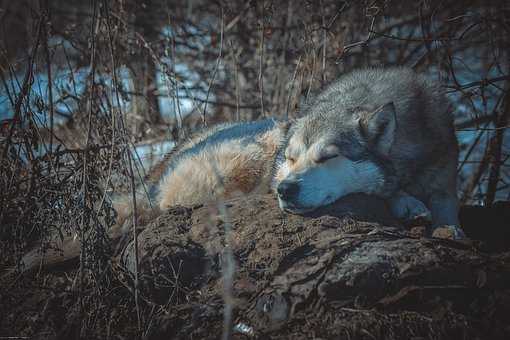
0,0,509,339
3,194,510,339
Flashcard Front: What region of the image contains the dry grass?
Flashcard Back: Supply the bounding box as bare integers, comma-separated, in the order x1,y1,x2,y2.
0,0,509,338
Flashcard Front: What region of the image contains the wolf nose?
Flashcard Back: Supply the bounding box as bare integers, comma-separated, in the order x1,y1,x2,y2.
277,181,299,199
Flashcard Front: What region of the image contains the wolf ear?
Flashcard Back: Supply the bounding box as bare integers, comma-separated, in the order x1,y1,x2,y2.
358,102,397,156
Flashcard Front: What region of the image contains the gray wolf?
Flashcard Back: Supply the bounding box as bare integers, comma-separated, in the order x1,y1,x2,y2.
273,67,462,235
18,66,463,272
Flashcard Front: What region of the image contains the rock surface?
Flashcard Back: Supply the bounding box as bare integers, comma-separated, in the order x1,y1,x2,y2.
117,193,510,339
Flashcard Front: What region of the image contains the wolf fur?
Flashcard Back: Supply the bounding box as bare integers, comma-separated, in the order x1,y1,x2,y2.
154,119,288,209
17,66,462,272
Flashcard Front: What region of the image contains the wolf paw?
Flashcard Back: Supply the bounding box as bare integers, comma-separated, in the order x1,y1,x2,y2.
390,194,432,223
432,225,467,240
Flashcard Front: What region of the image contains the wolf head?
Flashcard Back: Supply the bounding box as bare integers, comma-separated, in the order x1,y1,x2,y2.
273,102,397,214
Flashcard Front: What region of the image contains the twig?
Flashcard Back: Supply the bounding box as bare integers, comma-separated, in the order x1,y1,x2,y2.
166,10,185,140
103,0,142,332
258,1,265,119
41,0,54,156
320,0,327,85
228,40,241,121
78,0,100,336
445,75,510,93
202,7,225,127
485,79,510,205
285,55,302,118
218,198,235,340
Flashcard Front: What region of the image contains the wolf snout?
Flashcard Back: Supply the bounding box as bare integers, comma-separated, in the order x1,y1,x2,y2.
277,180,299,200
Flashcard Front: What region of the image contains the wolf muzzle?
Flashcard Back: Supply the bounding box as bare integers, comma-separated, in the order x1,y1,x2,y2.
277,180,299,201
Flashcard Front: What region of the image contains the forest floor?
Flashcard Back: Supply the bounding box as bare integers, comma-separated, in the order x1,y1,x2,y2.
1,193,510,339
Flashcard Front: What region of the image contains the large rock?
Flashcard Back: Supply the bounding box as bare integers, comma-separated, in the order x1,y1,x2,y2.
117,194,510,339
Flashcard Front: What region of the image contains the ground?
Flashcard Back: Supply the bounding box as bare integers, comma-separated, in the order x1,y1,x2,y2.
1,193,510,339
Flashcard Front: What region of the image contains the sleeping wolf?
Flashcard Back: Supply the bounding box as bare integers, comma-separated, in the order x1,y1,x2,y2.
273,67,461,232
20,67,463,271
145,67,461,231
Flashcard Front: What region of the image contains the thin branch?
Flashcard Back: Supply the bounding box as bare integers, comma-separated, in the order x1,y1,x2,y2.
258,1,265,119
202,7,225,127
41,0,54,156
103,0,142,332
485,83,510,205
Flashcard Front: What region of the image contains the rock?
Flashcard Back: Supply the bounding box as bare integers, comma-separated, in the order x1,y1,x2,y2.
116,193,510,339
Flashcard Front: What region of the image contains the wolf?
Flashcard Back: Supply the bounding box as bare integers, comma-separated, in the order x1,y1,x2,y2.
272,67,462,236
151,65,461,230
17,66,463,272
147,68,460,232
